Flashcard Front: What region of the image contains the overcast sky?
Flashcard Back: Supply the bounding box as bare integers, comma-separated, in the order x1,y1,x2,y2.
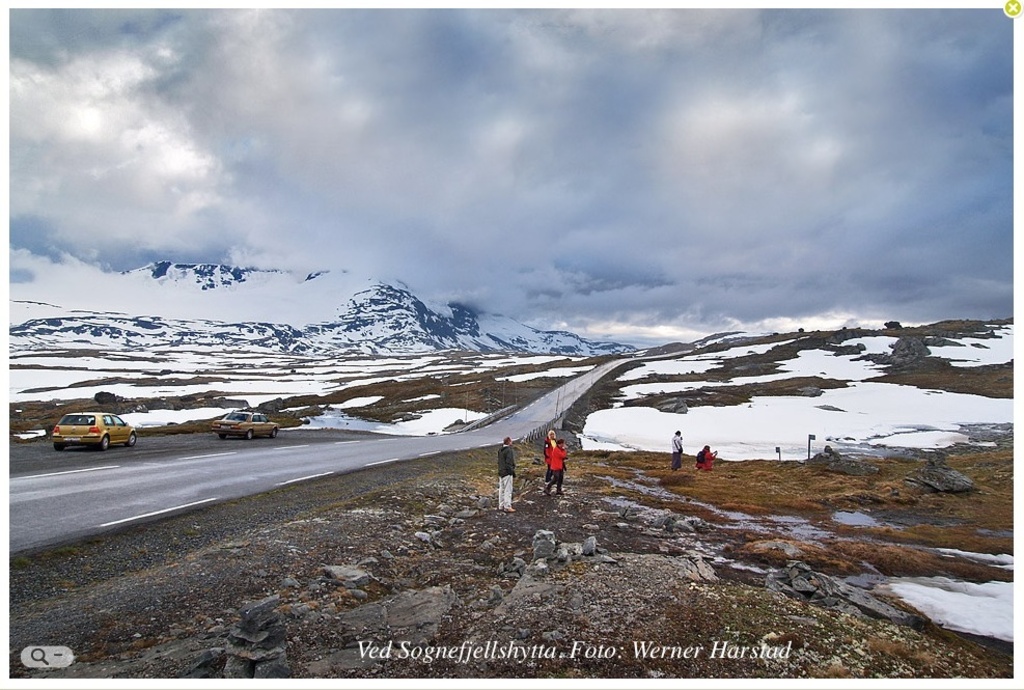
6,7,1014,345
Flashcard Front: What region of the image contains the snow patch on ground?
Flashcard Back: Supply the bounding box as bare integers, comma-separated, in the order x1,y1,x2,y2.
296,407,487,435
581,327,1013,460
883,577,1014,642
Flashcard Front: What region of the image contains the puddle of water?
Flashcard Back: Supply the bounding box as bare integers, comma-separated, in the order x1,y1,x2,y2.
768,514,831,541
831,510,913,531
832,510,881,527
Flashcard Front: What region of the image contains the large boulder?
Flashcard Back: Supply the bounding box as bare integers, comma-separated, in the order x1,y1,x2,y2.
655,397,689,414
94,391,118,406
807,446,879,476
766,561,924,629
532,530,557,561
257,398,287,413
888,337,931,369
906,455,974,493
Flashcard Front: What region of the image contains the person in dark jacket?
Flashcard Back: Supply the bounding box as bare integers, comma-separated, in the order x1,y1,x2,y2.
544,438,568,496
498,437,516,512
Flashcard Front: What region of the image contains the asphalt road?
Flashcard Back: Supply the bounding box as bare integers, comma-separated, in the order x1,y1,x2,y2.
9,359,626,553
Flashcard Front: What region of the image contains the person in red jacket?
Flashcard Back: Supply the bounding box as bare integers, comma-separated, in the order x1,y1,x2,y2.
544,438,568,496
542,429,556,484
695,445,718,471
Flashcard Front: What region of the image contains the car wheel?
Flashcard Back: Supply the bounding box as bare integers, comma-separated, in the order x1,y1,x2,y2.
125,432,137,447
245,429,254,440
98,435,110,451
218,433,227,439
54,443,65,451
269,427,279,438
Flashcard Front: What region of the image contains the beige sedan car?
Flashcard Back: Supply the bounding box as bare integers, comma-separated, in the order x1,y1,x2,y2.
52,412,137,451
212,411,279,440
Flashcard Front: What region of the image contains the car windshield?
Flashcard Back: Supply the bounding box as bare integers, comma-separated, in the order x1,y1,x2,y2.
224,412,249,421
59,414,95,425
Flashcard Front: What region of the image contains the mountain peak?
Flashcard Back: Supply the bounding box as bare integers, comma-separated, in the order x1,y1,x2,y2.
130,262,281,290
14,262,633,356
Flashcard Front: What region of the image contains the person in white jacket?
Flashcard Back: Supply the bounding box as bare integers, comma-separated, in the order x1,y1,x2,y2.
671,430,683,471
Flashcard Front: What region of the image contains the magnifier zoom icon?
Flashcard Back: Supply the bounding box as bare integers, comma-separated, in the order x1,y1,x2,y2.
21,646,74,669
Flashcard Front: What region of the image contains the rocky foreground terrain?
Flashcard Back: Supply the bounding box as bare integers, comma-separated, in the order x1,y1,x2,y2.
8,430,1014,681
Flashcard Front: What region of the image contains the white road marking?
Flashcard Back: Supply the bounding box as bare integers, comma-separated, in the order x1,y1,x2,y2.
334,441,358,445
180,452,236,461
417,451,440,457
269,444,310,451
366,458,399,466
99,497,220,527
276,471,333,486
18,465,120,480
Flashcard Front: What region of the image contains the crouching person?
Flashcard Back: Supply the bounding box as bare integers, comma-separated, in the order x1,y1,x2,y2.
695,445,718,471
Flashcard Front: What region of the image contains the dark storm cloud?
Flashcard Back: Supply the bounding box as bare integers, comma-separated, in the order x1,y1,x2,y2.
9,8,187,64
7,7,1013,344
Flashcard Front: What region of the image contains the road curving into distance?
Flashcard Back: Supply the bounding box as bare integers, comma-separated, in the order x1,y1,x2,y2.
9,359,627,553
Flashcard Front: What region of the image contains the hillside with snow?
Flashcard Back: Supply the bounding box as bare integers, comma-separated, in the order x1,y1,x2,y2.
579,322,1014,461
8,262,632,357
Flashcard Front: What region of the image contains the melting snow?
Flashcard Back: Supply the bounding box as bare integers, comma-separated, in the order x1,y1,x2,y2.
582,327,1013,460
883,577,1014,642
297,407,487,435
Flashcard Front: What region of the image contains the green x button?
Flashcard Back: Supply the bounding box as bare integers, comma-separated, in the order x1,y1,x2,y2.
1006,1,1022,18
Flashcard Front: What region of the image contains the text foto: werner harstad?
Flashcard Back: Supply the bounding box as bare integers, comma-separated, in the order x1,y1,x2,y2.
358,639,793,664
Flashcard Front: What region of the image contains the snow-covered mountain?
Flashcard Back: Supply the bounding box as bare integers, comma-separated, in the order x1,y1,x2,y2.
9,262,633,356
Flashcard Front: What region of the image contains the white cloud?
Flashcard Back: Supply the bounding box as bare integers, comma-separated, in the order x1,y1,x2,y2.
7,8,1013,342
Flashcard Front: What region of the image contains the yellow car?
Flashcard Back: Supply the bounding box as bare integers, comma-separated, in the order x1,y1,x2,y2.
52,412,137,451
212,411,279,440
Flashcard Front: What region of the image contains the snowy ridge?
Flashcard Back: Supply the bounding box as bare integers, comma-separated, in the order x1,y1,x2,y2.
9,312,308,353
134,262,284,290
9,263,632,356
